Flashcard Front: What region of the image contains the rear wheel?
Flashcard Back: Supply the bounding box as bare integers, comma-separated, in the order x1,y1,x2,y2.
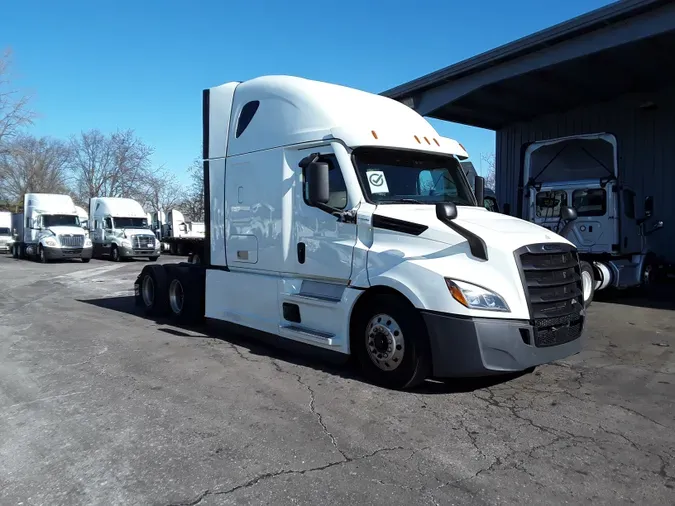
135,265,169,316
580,261,595,308
352,294,431,390
166,267,203,324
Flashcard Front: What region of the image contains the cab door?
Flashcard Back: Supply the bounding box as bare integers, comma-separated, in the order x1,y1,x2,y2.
288,145,357,284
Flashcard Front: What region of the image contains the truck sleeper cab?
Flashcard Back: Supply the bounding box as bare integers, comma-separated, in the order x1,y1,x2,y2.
89,197,160,262
135,76,586,389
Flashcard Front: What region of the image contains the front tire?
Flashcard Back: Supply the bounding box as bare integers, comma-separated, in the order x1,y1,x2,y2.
352,294,431,390
111,245,121,262
580,261,595,308
38,245,48,264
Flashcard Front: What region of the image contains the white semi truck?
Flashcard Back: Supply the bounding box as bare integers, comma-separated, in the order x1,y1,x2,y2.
75,205,89,234
134,75,587,389
89,197,161,262
10,193,93,262
522,133,664,306
152,209,205,258
0,211,13,253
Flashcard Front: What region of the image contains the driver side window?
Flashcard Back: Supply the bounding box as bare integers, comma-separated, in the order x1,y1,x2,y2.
104,217,112,229
303,154,348,210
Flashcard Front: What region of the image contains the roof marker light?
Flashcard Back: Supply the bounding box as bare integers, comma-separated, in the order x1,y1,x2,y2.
414,135,421,144
371,130,378,139
433,138,440,146
424,137,430,145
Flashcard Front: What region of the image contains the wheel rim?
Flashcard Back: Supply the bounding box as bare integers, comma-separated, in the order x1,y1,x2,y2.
582,270,593,302
142,275,155,307
169,279,184,314
365,313,405,371
643,264,653,286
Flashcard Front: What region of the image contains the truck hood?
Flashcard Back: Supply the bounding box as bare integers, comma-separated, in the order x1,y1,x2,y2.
47,226,86,236
374,204,572,251
120,228,155,237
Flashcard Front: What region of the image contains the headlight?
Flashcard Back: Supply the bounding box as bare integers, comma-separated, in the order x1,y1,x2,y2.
445,279,509,312
121,239,132,247
84,238,92,247
44,238,58,247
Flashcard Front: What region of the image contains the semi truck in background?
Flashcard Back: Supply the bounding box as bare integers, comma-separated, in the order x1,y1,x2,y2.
89,197,161,262
10,193,92,263
134,75,586,389
520,133,665,306
75,205,89,234
0,211,12,253
151,209,205,259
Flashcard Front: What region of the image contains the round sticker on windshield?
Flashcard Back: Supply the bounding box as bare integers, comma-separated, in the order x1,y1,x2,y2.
366,171,389,194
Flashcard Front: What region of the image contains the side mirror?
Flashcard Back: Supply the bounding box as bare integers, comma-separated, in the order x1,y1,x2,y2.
474,175,484,207
502,202,511,216
306,161,330,205
436,202,458,222
645,196,654,218
561,205,577,222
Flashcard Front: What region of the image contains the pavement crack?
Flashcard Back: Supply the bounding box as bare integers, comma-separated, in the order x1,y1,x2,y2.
272,359,348,461
165,446,407,505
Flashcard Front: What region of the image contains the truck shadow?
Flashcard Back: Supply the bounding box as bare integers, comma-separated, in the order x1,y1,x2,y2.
78,295,528,395
593,283,675,310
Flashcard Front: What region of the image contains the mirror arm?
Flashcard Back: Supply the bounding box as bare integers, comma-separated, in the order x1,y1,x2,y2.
436,214,488,261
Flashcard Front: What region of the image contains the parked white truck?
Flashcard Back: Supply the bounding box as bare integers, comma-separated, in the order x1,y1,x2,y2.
75,205,89,233
89,197,160,261
135,75,586,389
522,133,664,306
0,211,13,253
10,193,92,262
153,209,205,257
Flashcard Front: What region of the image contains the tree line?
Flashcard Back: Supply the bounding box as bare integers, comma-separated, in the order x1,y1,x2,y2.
0,48,204,220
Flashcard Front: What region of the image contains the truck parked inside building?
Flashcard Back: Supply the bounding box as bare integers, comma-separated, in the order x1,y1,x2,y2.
10,193,92,263
522,133,664,306
135,75,587,389
89,197,161,262
0,211,13,253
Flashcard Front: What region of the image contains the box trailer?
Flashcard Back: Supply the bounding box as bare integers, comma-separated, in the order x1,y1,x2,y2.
134,75,587,389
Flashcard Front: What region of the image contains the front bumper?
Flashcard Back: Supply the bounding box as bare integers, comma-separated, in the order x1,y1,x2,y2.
119,246,160,258
0,243,11,253
421,311,584,378
44,245,93,260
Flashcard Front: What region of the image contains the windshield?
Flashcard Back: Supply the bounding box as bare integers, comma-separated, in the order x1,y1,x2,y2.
0,227,10,235
353,148,476,205
113,217,149,229
43,214,80,227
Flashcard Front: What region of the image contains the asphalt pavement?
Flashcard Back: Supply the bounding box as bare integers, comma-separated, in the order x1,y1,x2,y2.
0,254,673,505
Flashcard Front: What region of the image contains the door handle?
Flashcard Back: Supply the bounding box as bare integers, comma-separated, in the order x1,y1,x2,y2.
297,242,306,264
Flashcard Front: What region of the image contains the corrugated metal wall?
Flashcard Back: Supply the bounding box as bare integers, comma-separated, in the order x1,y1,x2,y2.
496,85,675,261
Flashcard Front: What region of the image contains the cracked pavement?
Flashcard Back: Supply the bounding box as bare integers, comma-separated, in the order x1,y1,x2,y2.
0,256,673,505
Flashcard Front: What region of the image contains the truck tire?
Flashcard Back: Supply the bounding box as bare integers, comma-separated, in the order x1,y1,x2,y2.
38,245,49,264
135,265,169,316
351,294,431,390
580,261,595,309
166,266,203,324
148,256,159,262
111,245,121,262
81,258,91,263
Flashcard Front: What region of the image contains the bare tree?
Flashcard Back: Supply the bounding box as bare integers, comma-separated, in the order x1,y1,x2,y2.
0,48,35,152
141,167,186,214
481,152,496,190
68,128,154,202
0,134,71,203
180,158,204,222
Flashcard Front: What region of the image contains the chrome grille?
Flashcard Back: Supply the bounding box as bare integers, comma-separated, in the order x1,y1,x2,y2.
132,234,155,249
59,234,85,248
516,243,584,348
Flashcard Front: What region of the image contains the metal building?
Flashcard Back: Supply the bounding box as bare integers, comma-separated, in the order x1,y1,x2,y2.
383,0,675,261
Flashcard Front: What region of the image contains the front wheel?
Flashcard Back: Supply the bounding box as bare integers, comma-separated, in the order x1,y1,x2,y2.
81,257,91,263
38,245,49,264
580,260,595,308
110,245,121,262
352,294,431,390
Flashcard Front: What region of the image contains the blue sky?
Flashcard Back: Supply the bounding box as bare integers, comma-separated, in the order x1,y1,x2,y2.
1,0,613,184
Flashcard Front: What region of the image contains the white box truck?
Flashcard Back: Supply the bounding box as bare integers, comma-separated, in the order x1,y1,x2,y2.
10,193,93,262
134,75,587,389
89,197,161,262
0,211,13,253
